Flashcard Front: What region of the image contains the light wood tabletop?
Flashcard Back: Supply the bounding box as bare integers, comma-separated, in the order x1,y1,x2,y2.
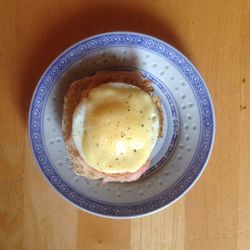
1,0,250,249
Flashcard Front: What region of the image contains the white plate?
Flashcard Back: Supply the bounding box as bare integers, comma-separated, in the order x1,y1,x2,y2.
29,32,215,218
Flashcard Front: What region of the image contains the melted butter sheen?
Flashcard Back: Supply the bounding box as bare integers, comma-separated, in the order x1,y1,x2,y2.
82,83,156,173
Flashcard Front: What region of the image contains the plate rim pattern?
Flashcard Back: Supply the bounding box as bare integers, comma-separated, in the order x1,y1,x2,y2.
28,32,215,218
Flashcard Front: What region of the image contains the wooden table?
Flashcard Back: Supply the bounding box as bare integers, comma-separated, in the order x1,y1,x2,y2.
1,0,249,249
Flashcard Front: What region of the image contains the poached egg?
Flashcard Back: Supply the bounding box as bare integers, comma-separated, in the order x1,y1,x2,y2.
71,82,160,174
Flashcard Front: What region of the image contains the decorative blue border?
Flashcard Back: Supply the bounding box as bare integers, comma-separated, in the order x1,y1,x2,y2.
29,32,215,218
140,70,180,176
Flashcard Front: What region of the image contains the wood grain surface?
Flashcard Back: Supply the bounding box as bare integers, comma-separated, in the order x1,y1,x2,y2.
0,0,249,249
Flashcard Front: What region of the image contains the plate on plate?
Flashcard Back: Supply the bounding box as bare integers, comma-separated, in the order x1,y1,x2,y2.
29,32,215,218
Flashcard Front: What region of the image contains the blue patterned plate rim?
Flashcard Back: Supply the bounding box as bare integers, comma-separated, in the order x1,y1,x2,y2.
28,31,216,218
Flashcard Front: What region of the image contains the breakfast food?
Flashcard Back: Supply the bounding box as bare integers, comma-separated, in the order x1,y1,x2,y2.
62,71,163,183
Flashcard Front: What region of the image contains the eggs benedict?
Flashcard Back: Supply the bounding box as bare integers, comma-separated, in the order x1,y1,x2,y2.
62,71,163,183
